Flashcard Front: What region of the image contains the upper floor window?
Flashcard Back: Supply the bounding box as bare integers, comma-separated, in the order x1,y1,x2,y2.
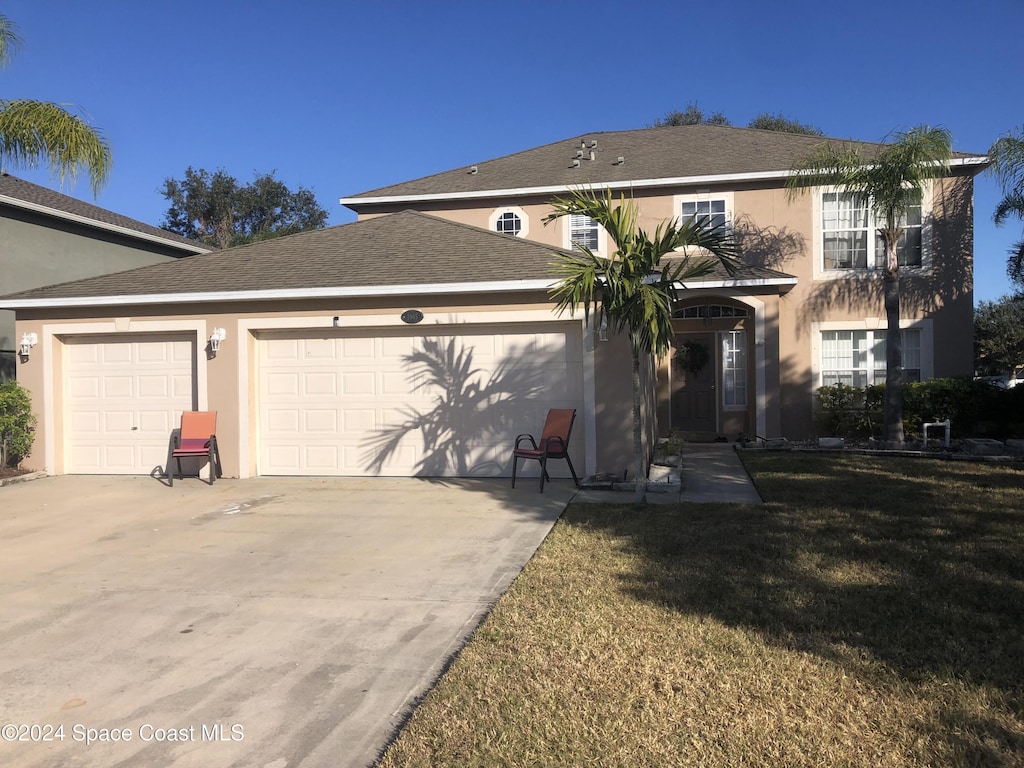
821,191,923,271
569,213,600,251
489,206,529,238
495,211,522,236
681,198,728,229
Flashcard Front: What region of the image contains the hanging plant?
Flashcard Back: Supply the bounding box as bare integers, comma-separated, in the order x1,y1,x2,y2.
674,340,710,376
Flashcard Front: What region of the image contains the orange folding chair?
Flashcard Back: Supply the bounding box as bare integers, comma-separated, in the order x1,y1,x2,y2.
511,408,580,492
169,411,223,486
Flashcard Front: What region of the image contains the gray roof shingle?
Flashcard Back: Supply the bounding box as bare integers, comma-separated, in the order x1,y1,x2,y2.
0,172,210,252
0,210,794,304
344,125,986,202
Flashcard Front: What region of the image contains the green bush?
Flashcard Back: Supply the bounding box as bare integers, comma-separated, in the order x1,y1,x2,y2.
816,378,1023,440
0,381,37,467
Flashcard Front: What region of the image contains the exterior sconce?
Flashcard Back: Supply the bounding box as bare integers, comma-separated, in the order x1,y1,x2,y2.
19,332,38,360
598,315,609,342
209,327,226,355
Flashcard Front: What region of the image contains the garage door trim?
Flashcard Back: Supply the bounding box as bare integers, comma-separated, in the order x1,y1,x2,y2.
39,320,208,475
237,311,595,479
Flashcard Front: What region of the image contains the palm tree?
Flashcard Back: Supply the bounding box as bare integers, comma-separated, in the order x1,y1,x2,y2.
0,13,111,195
786,126,953,444
544,188,739,506
988,129,1024,290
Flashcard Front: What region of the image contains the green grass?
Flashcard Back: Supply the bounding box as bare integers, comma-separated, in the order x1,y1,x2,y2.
377,454,1024,767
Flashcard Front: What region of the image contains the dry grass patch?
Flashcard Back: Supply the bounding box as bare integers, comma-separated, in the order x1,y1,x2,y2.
378,454,1024,767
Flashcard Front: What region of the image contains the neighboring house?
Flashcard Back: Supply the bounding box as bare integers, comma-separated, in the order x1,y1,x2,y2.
0,125,987,480
0,172,211,380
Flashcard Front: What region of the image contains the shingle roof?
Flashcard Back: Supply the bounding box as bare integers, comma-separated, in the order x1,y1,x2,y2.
0,172,210,252
0,210,794,305
343,125,987,202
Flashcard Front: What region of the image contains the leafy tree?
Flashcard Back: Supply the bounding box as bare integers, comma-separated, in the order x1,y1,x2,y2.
650,102,731,128
544,188,738,506
786,126,953,444
0,13,111,195
747,112,823,136
987,128,1024,290
974,295,1024,381
160,167,328,249
651,105,824,135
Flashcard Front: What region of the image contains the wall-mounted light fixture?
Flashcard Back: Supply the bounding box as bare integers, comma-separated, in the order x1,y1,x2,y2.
209,327,226,355
19,332,38,361
598,315,609,342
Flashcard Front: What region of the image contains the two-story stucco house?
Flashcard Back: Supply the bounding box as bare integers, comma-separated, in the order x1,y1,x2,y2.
0,172,211,380
0,125,987,480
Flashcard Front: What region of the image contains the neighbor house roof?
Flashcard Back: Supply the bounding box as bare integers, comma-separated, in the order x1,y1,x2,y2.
0,210,796,308
340,125,989,207
0,172,211,254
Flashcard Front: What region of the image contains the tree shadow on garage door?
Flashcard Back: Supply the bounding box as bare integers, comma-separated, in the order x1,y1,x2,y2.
362,337,575,480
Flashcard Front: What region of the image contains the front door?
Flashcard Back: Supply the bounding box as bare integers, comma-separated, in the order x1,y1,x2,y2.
671,333,716,433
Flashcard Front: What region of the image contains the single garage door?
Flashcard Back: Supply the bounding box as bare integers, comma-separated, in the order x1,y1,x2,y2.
257,323,584,477
64,334,197,474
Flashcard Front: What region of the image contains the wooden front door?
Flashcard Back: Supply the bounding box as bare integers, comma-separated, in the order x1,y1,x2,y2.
671,333,716,433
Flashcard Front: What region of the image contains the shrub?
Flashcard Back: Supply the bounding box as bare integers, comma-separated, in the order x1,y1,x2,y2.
816,378,1023,440
0,381,37,467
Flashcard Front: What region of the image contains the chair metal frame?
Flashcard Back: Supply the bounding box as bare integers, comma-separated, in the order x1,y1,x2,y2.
169,411,223,486
511,408,580,492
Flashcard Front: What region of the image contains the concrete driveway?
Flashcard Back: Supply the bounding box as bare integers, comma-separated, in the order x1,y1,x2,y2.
0,475,577,767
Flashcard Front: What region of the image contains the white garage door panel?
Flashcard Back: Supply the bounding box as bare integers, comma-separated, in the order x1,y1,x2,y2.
258,324,584,477
64,335,196,474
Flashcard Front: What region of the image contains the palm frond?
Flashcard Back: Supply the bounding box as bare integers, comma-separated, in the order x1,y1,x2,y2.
0,99,112,195
995,190,1024,227
0,13,23,69
988,130,1024,195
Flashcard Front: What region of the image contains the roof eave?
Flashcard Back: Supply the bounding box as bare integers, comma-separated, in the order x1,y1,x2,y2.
0,194,213,254
339,157,990,209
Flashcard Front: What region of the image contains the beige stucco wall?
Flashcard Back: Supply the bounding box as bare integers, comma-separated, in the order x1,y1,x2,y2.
356,172,975,440
15,291,627,478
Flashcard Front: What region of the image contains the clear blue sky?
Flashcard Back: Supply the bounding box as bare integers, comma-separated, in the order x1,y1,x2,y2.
3,0,1022,303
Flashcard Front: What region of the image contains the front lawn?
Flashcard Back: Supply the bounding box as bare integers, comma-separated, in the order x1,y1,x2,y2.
377,454,1024,767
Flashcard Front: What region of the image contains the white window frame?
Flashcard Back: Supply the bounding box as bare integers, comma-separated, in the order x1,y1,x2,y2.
810,319,933,389
488,206,529,238
720,329,747,409
562,211,605,253
674,190,734,232
811,183,933,281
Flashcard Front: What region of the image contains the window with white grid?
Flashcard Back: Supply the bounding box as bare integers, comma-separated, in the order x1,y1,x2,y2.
722,330,747,407
821,191,923,271
569,214,600,251
820,329,922,386
682,198,728,230
495,211,522,236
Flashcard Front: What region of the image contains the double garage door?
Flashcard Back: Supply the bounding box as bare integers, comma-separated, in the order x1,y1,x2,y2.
257,323,584,477
61,323,584,478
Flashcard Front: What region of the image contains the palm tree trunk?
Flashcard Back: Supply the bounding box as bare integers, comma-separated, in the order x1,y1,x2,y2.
631,346,647,507
883,244,904,444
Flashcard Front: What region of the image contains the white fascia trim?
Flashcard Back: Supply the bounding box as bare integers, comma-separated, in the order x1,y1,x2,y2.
0,195,211,254
339,158,988,207
676,277,798,290
0,279,557,310
340,171,793,206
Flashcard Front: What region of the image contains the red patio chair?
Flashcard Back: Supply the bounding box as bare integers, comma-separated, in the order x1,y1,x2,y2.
511,408,580,492
169,411,222,486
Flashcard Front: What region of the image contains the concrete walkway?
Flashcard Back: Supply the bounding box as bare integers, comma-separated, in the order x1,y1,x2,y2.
572,443,762,505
